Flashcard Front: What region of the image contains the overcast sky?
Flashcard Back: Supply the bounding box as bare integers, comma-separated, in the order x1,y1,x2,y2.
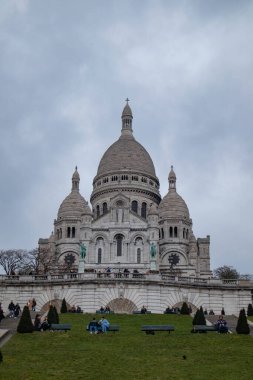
0,0,253,274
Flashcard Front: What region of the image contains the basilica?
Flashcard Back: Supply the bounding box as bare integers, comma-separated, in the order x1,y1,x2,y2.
39,102,211,278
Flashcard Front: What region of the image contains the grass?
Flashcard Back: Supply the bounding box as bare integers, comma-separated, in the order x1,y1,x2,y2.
1,313,253,380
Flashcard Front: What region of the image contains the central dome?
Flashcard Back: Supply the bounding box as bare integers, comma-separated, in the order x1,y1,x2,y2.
96,102,157,179
97,134,156,178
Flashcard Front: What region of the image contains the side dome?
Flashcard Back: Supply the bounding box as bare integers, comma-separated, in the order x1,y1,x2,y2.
159,191,190,220
57,168,92,219
158,166,190,220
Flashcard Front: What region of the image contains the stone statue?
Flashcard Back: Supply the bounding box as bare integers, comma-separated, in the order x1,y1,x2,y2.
80,243,86,260
150,242,157,259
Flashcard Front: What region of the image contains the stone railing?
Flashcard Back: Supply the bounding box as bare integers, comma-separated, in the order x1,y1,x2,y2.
0,273,252,287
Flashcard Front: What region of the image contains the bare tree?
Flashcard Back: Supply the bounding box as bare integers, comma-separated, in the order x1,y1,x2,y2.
0,250,28,275
213,265,239,279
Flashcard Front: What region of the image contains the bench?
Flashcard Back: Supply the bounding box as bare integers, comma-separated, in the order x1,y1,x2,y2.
50,323,71,332
86,324,119,333
141,325,175,335
192,325,217,333
96,310,115,314
133,311,151,314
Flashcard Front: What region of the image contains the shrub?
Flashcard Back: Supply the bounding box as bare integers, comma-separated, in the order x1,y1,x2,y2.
53,306,59,324
17,305,34,333
221,307,225,315
47,305,58,324
247,303,253,316
236,308,250,334
180,302,190,315
196,306,206,325
192,309,199,326
61,298,68,313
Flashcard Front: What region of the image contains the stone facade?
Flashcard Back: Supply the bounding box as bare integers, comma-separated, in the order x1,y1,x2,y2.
39,102,211,278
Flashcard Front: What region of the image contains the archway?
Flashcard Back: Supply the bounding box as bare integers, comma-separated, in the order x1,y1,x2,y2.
172,301,197,313
40,299,71,314
107,298,137,314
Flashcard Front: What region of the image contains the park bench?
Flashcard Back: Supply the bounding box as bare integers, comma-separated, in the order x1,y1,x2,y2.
86,324,120,333
96,310,115,314
133,310,151,314
141,325,175,335
192,325,217,333
50,323,71,332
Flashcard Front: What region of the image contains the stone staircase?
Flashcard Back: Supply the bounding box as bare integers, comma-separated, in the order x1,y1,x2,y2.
0,310,38,347
206,314,253,335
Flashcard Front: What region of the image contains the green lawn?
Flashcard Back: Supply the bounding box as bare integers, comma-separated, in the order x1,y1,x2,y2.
1,313,253,380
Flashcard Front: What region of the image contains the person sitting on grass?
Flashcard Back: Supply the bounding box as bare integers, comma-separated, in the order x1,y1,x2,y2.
215,315,228,333
40,317,50,331
99,317,110,333
88,317,99,334
34,314,42,331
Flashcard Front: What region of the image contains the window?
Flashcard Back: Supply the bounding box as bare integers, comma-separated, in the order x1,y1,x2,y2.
169,227,173,238
132,175,138,181
121,175,128,180
111,176,118,181
60,228,62,239
137,248,141,263
115,234,124,256
103,202,108,214
131,200,138,213
161,228,164,239
72,227,75,238
183,228,185,239
174,227,177,238
98,248,102,264
96,205,100,217
67,227,71,238
141,202,147,218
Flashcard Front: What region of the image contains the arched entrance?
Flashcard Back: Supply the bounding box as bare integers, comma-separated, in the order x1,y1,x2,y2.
172,301,197,313
40,299,71,314
107,298,137,314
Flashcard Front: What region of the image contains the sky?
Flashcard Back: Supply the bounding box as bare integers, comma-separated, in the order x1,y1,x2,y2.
0,0,253,274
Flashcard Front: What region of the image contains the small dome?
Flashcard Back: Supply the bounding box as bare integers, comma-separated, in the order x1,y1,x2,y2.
72,166,80,181
122,103,133,118
57,192,91,219
158,192,190,220
169,165,176,180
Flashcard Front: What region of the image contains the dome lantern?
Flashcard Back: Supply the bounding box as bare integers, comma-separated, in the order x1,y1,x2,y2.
72,166,80,191
168,165,176,192
121,98,133,136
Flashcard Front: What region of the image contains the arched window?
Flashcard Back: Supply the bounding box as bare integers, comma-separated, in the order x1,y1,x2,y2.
183,228,185,239
186,229,189,239
174,227,178,238
131,200,138,213
137,248,141,264
98,248,102,264
169,227,173,238
161,228,164,239
103,202,108,214
96,205,100,217
72,227,75,238
115,234,124,256
60,229,62,239
67,227,71,238
141,202,147,218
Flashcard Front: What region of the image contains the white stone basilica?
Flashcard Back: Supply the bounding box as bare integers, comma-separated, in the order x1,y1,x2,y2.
39,102,211,278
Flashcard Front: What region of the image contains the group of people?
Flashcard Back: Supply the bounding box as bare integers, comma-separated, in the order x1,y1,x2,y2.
34,314,51,331
99,306,111,313
88,316,110,334
69,305,83,313
27,298,37,311
8,301,21,318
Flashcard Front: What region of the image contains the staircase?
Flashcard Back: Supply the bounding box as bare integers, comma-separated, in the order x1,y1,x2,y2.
0,310,37,347
206,314,253,335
